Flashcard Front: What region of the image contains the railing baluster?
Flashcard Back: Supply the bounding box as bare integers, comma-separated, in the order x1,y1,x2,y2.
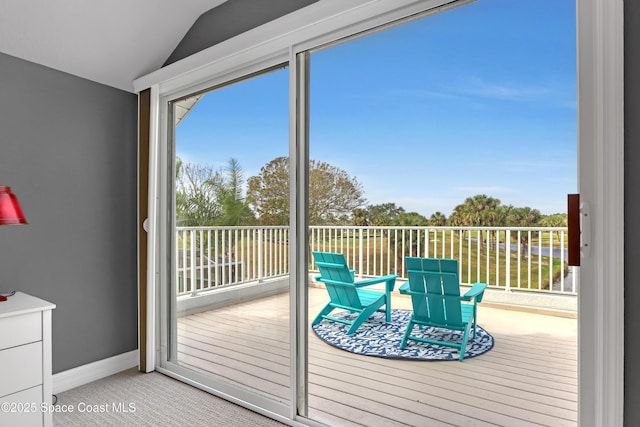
393,229,398,275
538,230,543,290
505,230,511,292
476,229,481,284
241,229,245,283
401,229,406,275
466,230,471,286
450,229,454,263
495,230,500,289
373,228,377,276
527,230,532,290
432,229,436,258
516,230,521,290
548,229,553,292
386,228,391,276
560,230,566,292
190,229,196,296
358,228,364,279
199,230,204,291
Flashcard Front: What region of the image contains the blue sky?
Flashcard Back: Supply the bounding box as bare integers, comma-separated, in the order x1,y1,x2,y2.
176,0,576,217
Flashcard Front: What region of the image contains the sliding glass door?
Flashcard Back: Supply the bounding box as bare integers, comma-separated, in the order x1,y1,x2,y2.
160,66,293,415
146,0,610,425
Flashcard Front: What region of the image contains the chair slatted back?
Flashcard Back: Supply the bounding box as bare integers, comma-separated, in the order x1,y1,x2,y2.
424,272,463,325
313,251,362,309
405,257,464,328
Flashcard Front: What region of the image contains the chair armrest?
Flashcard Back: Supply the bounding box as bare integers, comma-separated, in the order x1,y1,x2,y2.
462,282,487,302
354,275,397,291
399,282,411,295
314,270,355,282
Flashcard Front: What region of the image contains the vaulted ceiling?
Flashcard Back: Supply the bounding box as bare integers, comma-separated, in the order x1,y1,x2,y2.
0,0,229,92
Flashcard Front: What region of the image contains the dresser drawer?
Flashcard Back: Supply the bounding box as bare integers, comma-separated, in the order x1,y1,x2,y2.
0,385,43,427
0,342,42,398
0,312,41,351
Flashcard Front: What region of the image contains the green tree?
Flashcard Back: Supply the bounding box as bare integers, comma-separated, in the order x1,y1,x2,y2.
455,194,502,226
540,212,567,240
494,204,514,226
310,160,366,224
395,212,429,257
246,157,289,225
247,157,366,225
450,194,501,246
175,159,222,226
175,157,254,227
507,206,542,257
367,203,404,226
507,206,542,227
351,208,369,226
212,158,255,226
429,211,447,226
396,211,429,226
539,213,567,227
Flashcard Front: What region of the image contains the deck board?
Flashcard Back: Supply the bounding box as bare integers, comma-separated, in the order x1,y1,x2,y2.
176,288,577,426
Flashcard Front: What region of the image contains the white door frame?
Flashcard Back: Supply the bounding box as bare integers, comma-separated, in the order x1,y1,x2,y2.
576,0,624,425
136,0,625,425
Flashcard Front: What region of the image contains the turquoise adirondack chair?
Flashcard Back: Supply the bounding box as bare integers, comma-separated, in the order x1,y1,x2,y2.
312,251,397,335
399,257,487,360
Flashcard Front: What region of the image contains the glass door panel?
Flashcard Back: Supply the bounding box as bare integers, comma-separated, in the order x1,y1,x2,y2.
167,66,291,408
306,1,576,425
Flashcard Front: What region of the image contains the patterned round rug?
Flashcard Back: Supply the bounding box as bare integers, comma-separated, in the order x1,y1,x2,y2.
312,309,494,360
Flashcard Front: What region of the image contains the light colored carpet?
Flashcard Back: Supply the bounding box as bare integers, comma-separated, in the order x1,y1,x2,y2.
53,368,287,426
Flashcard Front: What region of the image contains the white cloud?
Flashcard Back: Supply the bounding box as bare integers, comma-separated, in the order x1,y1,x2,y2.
446,76,573,105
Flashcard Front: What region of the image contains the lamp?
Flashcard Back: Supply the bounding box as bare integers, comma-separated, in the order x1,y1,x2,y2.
0,186,27,225
0,186,26,301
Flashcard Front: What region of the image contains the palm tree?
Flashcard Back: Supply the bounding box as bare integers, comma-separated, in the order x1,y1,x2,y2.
429,211,447,226
351,208,369,226
211,158,254,226
507,206,542,257
539,213,568,240
454,194,501,248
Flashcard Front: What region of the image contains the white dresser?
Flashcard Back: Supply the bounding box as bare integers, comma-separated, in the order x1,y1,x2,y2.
0,292,55,427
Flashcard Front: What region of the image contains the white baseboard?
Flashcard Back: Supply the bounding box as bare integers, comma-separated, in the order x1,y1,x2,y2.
53,350,139,394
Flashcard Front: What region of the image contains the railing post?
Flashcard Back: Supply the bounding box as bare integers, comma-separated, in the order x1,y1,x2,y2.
214,229,219,287
505,229,511,292
257,228,263,282
358,228,364,279
190,229,197,297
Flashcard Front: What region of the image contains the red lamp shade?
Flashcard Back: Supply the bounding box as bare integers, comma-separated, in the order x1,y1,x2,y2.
0,186,27,225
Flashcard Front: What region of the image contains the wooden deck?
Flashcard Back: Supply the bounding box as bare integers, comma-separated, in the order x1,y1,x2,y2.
176,287,577,427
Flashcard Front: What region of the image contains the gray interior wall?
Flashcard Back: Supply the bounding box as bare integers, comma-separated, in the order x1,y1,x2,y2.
0,52,138,373
164,0,318,66
625,0,639,423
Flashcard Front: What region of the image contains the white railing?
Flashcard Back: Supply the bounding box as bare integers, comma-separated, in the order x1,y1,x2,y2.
176,225,575,297
176,226,289,296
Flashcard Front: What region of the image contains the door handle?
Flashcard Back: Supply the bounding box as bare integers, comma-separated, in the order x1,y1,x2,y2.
581,201,591,257
568,194,580,266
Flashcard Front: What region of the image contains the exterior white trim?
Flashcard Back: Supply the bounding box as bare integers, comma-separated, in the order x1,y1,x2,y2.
290,50,311,420
52,350,138,394
144,84,161,374
132,0,466,94
577,0,624,426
